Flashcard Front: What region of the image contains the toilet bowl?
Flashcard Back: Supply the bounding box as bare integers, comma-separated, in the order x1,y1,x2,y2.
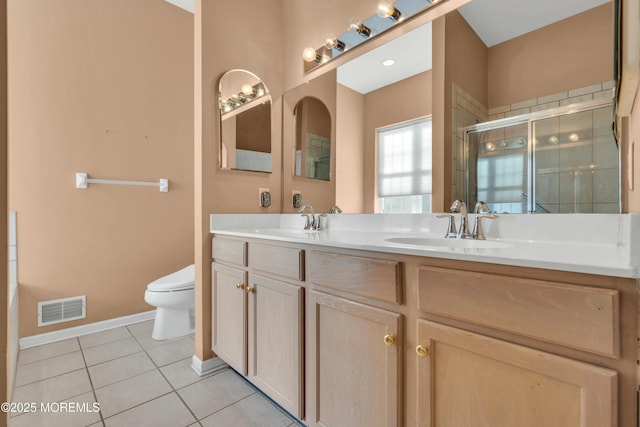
144,264,195,340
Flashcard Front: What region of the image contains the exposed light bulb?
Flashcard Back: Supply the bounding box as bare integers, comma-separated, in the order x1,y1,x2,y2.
377,0,402,21
302,47,320,63
485,142,495,151
324,33,346,52
548,136,559,145
568,133,580,142
241,84,254,97
348,18,372,38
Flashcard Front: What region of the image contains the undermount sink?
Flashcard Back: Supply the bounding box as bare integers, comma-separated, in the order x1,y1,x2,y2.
385,236,512,249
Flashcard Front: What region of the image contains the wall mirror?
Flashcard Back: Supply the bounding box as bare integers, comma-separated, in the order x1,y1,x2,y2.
285,0,617,213
219,69,272,173
294,97,332,181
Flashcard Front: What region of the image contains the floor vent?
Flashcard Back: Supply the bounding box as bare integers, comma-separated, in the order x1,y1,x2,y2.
38,296,86,327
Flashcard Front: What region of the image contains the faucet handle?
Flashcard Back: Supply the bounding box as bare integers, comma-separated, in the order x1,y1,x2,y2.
472,214,498,240
474,201,490,214
329,205,342,214
437,214,458,238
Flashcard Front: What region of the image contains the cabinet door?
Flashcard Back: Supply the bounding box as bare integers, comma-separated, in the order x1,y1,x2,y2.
211,262,247,375
307,290,402,427
416,319,617,427
247,275,304,419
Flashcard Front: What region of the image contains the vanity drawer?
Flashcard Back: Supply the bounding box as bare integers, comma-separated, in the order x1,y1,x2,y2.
212,237,247,267
418,266,619,357
249,243,304,281
308,251,403,305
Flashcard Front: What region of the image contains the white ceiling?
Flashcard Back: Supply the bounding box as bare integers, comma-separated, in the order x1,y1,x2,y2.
458,0,611,47
164,0,194,14
337,23,432,95
338,0,612,94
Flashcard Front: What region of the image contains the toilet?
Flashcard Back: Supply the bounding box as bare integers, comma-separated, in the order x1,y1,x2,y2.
144,264,195,340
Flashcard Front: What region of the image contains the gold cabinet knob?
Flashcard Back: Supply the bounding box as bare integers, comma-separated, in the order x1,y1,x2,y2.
416,344,429,357
246,287,256,294
383,334,396,346
236,283,245,290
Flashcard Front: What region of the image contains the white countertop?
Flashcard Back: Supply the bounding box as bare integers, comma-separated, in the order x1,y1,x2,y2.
210,213,640,278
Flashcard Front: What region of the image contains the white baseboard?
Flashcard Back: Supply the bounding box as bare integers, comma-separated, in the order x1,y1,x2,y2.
19,310,156,349
191,354,227,377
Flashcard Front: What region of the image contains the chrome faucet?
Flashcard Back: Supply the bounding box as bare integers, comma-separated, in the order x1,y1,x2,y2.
328,204,343,214
438,199,497,239
299,204,315,230
450,199,473,239
299,204,325,231
472,201,498,240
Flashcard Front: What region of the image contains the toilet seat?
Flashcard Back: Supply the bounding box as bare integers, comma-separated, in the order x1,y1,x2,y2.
147,264,195,292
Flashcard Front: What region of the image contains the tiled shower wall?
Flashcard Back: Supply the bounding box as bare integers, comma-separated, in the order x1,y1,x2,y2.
452,84,488,201
452,81,617,209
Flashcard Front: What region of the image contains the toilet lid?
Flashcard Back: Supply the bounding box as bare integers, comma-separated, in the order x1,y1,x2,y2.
147,264,195,292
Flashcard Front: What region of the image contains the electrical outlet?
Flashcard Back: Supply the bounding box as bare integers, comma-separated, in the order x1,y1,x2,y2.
259,188,271,207
292,190,302,209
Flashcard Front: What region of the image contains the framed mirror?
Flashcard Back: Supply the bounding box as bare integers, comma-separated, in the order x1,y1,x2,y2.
294,97,332,181
218,69,272,173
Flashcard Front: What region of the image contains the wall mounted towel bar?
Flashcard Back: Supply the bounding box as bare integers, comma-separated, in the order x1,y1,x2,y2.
75,172,169,192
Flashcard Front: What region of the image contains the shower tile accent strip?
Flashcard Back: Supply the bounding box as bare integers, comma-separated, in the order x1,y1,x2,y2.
488,80,616,120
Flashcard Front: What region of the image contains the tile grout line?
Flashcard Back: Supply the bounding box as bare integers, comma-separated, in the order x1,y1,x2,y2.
126,323,204,424
79,336,107,427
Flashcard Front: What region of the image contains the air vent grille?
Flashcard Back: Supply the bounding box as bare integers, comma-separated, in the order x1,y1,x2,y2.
38,296,86,327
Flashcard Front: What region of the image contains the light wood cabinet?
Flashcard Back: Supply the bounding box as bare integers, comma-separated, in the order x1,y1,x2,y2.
211,235,638,426
248,274,303,418
211,237,305,419
307,290,402,427
415,319,618,427
211,262,247,375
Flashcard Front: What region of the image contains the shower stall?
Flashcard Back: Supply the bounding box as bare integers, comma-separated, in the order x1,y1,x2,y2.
464,98,620,214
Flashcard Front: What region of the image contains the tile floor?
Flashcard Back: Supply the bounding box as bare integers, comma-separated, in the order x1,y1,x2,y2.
10,320,299,427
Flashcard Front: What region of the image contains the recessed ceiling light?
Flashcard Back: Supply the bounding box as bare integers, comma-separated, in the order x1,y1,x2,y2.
382,59,395,67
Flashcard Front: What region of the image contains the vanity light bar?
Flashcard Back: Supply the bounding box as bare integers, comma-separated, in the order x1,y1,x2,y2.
302,0,444,73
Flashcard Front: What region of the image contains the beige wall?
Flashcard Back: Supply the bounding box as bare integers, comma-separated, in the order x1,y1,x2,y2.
195,0,284,361
8,0,194,337
440,10,488,210
1,0,7,423
363,72,433,212
336,84,364,213
488,3,614,109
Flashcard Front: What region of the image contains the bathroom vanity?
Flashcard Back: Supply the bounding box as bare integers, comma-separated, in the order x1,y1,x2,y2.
210,213,640,427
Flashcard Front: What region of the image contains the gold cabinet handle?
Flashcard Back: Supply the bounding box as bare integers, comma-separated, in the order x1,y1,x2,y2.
416,344,429,357
246,287,256,294
383,334,396,346
236,283,245,290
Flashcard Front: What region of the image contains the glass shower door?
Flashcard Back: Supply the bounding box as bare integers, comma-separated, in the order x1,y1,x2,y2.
465,99,619,214
467,122,529,213
532,106,619,213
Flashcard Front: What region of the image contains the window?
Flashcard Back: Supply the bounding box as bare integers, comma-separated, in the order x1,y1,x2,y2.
377,117,432,213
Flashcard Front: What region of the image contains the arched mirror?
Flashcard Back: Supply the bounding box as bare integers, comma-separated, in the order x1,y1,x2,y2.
294,97,332,181
218,69,272,173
